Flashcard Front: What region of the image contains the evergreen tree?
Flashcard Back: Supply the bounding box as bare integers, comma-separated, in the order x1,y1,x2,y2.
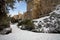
0,0,27,30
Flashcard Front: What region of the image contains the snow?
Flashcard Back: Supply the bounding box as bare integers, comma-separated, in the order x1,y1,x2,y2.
33,9,60,26
42,27,49,33
0,24,60,40
32,5,60,32
50,4,60,14
33,16,49,22
0,5,60,40
33,16,50,26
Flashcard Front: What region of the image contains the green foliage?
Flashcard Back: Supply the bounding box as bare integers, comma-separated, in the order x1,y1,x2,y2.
18,19,33,26
0,15,10,31
0,0,25,31
6,0,25,9
18,19,35,30
11,17,18,24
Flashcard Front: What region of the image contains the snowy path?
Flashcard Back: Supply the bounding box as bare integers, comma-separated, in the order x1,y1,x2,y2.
0,24,60,40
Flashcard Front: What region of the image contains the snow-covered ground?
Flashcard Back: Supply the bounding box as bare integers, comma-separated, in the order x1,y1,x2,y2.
0,24,60,40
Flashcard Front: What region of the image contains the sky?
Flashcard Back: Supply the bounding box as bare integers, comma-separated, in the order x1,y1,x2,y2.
9,1,27,16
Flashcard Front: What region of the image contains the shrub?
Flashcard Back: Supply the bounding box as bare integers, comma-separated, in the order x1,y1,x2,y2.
11,17,18,24
18,19,35,30
0,16,10,31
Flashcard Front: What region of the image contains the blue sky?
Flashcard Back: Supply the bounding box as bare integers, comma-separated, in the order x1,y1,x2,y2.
9,1,27,16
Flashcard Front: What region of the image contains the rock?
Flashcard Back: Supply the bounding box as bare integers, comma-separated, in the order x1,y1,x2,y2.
42,27,49,33
43,18,51,23
20,26,26,30
0,27,12,35
32,28,41,32
50,11,60,19
18,26,22,29
37,9,60,33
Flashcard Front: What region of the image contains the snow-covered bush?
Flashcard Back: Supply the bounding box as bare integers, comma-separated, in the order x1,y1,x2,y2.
33,5,60,33
37,10,60,33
